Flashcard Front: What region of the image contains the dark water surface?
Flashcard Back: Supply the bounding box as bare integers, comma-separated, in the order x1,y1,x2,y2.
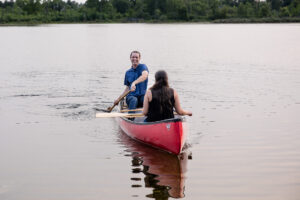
0,24,300,200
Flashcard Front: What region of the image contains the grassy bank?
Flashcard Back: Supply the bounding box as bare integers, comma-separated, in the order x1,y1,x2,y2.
213,17,300,23
1,17,300,26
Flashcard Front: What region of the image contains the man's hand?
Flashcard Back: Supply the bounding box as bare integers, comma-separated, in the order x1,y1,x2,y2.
130,70,148,92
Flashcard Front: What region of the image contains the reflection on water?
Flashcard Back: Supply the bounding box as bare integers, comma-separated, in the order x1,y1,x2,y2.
118,130,189,199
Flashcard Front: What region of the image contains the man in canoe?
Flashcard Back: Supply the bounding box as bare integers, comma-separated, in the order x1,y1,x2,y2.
143,70,192,122
114,51,149,110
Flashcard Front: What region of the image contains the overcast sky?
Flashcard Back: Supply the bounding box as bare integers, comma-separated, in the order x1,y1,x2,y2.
1,0,267,4
73,0,86,4
0,0,86,4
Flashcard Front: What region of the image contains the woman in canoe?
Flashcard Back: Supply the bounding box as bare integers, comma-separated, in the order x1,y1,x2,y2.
142,70,192,122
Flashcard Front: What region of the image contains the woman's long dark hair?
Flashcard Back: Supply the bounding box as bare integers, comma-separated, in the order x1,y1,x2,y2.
151,70,169,89
150,70,173,112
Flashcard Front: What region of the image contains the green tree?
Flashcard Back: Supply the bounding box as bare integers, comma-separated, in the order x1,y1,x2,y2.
112,0,130,14
238,2,255,18
267,0,282,10
259,2,272,17
66,0,79,9
282,0,293,6
131,0,146,18
216,5,237,19
2,0,14,8
85,0,99,9
187,0,209,19
44,0,66,12
279,6,290,16
208,0,220,19
165,0,188,20
289,0,300,16
20,0,41,15
144,0,167,15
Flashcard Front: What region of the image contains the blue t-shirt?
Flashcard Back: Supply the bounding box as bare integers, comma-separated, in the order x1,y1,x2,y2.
124,64,149,97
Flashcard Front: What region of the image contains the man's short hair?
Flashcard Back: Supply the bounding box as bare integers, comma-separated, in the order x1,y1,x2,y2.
130,51,141,58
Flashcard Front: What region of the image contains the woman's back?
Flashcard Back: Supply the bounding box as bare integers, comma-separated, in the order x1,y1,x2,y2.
146,87,175,122
142,70,192,121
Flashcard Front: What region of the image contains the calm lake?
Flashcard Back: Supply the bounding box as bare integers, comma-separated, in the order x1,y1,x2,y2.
0,24,300,200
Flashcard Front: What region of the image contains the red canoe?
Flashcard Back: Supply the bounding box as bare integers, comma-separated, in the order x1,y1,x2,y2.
117,106,187,155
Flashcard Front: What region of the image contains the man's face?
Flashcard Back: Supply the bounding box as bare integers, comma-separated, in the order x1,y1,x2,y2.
130,53,140,68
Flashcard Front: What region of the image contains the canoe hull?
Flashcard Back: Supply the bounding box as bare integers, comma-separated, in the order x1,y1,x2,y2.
117,116,187,155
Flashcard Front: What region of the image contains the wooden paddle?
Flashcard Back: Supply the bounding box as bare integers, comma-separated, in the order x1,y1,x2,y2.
120,108,143,113
96,112,144,118
105,90,131,112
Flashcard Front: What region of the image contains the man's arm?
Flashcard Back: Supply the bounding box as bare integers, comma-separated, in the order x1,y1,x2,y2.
174,90,192,116
130,70,149,91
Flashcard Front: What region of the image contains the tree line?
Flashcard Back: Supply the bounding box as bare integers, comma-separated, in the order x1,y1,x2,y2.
1,0,300,24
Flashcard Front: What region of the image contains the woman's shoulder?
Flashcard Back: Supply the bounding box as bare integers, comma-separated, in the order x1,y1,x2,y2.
171,88,178,97
145,89,152,101
169,87,175,93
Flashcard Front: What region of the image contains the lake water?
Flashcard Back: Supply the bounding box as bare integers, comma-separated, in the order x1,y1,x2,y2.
0,24,299,200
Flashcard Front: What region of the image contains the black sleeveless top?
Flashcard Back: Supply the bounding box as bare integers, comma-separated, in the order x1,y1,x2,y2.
146,88,175,122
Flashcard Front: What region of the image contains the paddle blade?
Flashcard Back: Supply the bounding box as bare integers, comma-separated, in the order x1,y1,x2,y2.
107,106,114,112
97,108,111,113
96,112,124,118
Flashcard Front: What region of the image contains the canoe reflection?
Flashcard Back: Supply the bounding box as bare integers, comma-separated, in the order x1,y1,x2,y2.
118,129,188,199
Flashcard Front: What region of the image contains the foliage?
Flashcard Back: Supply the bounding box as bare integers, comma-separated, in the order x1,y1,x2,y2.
1,0,300,24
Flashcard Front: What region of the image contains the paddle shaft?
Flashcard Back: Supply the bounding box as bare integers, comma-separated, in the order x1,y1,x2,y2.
120,108,143,113
107,90,131,112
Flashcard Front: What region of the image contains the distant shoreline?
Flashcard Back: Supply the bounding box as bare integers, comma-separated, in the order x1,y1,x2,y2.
1,17,300,26
2,0,300,26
